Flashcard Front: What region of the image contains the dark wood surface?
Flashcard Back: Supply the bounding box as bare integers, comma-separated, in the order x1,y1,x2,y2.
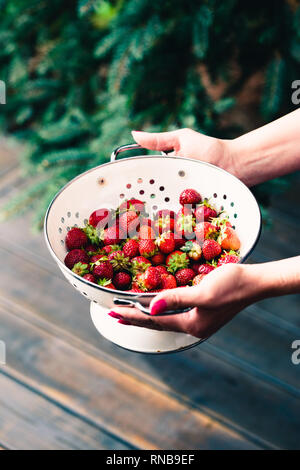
0,145,299,450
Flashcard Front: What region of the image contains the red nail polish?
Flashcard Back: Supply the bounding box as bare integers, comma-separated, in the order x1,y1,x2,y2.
118,319,131,325
150,299,167,316
108,311,123,320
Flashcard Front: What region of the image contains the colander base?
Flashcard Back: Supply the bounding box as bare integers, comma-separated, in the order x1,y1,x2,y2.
90,302,202,354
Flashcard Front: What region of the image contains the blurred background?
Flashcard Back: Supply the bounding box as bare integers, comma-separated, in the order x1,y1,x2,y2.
0,0,299,450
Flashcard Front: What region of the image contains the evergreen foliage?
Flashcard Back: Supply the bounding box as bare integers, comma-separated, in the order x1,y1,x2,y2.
0,0,299,229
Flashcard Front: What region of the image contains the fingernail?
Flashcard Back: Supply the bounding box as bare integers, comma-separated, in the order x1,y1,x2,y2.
108,311,123,320
150,299,167,316
118,319,131,325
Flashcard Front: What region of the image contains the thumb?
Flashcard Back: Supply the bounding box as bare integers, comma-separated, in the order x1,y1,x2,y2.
150,286,202,316
131,130,180,152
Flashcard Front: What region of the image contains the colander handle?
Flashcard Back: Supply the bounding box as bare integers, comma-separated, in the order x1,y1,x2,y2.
113,297,191,316
111,143,168,162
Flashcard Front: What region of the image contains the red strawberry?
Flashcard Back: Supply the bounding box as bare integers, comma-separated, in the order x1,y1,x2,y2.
218,226,241,251
98,278,116,289
193,274,206,285
140,217,153,227
103,244,121,254
175,268,195,286
138,239,157,258
154,215,175,234
166,250,189,274
155,265,168,276
139,224,156,240
155,209,176,220
119,198,145,214
131,256,152,275
217,253,240,266
83,273,97,283
191,261,202,274
65,228,88,251
85,244,99,255
180,241,202,260
198,264,215,275
119,210,139,236
108,250,130,271
194,203,217,222
129,287,145,293
156,231,176,254
179,188,202,206
194,221,218,243
92,260,114,279
138,267,161,291
90,253,106,264
174,236,186,249
202,239,222,261
72,262,90,276
89,208,110,228
64,249,89,270
123,239,139,259
113,272,132,290
160,273,177,290
102,225,125,245
151,252,165,266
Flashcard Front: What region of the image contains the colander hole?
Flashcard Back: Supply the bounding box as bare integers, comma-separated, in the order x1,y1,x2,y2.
230,202,234,207
84,218,88,225
58,227,62,234
223,195,227,199
234,213,238,218
178,171,185,177
150,194,156,199
74,224,78,228
232,225,236,229
126,184,131,189
119,193,125,199
93,300,98,304
149,179,155,184
165,197,170,202
73,283,77,288
139,190,144,195
220,206,224,211
67,212,71,218
137,178,143,183
61,240,64,245
75,212,80,218
67,226,70,231
82,292,87,296
152,205,158,210
213,193,217,198
159,186,164,191
61,217,65,223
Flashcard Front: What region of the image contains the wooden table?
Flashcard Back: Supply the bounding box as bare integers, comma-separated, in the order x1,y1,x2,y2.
0,141,299,449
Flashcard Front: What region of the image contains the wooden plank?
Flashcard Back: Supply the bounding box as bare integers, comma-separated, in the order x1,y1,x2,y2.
0,305,257,450
0,371,132,450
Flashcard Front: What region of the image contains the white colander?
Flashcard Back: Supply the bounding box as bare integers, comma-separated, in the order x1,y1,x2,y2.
44,143,261,354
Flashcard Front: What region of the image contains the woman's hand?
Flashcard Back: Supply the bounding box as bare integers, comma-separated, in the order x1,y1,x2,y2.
109,263,261,338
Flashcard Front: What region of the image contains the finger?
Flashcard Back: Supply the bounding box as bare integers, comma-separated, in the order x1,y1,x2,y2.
131,130,181,152
149,286,203,316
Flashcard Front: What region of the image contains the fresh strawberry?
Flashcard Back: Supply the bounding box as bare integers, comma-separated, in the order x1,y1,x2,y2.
90,253,106,264
202,239,222,260
83,273,97,283
180,241,202,260
140,217,153,227
119,210,140,236
98,278,116,289
217,253,240,266
131,256,152,275
118,198,145,214
194,202,217,222
154,215,175,234
138,267,161,291
191,261,202,274
160,273,177,290
194,221,218,243
198,263,215,274
101,225,125,245
122,239,139,258
139,224,156,240
155,231,176,254
174,236,186,249
138,239,157,258
65,227,88,251
85,244,99,255
151,252,165,265
83,224,101,245
89,208,110,228
128,287,145,293
193,274,206,285
103,244,121,254
218,226,241,251
92,260,113,279
108,250,130,271
175,208,195,239
175,268,195,286
166,250,189,274
72,262,90,276
64,249,89,270
113,272,132,290
155,209,176,220
179,188,202,206
155,265,168,276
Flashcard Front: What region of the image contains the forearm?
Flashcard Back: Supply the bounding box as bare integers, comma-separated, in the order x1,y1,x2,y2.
224,110,300,186
244,256,300,302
